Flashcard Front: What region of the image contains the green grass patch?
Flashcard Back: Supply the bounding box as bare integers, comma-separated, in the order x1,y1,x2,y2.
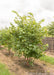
40,55,54,65
0,63,11,75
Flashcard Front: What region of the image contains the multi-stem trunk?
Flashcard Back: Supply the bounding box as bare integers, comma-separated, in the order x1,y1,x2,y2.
8,44,11,55
26,57,29,66
8,46,11,55
9,49,11,55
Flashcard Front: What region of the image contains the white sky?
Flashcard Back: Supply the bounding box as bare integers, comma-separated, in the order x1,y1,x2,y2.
0,0,54,28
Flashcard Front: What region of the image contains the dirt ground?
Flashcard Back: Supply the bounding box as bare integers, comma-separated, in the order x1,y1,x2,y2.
45,51,54,58
0,46,54,75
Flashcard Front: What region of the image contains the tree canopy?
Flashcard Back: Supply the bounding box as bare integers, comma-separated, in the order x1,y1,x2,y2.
48,22,54,37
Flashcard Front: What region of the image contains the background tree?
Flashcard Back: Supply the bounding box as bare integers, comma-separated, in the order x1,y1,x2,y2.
42,26,48,37
0,28,12,55
48,22,54,37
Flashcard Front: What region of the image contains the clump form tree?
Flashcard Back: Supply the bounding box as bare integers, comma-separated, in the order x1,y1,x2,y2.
10,11,47,66
48,22,54,37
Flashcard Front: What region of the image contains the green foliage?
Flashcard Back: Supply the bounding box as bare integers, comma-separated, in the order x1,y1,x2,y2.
10,11,47,61
42,26,48,37
48,22,54,37
0,28,12,54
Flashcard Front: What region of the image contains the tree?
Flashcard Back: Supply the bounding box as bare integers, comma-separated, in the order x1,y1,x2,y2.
0,28,12,55
48,22,54,37
42,26,48,37
10,11,47,66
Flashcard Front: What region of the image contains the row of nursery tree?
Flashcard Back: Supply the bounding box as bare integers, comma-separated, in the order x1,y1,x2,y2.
0,11,54,66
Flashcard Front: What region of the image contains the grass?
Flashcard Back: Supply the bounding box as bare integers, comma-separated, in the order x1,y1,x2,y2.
40,55,54,65
0,63,11,75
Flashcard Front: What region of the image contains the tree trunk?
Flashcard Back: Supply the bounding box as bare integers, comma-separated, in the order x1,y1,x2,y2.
9,50,11,55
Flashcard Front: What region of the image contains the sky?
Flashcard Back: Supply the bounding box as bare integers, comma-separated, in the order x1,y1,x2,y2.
0,0,54,28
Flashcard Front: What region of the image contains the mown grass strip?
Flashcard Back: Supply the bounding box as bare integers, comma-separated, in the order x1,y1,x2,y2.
40,55,54,65
0,63,11,75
